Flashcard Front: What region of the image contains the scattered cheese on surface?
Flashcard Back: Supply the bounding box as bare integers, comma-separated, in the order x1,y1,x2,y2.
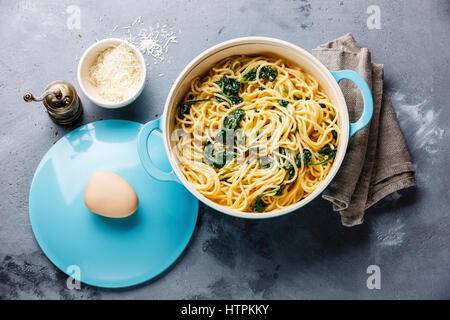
138,36,160,56
112,17,177,64
88,43,142,103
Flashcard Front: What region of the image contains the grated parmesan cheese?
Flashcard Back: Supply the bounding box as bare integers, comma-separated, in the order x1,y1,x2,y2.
88,43,143,103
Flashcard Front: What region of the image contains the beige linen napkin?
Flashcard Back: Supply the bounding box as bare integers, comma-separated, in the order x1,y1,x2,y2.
312,33,415,227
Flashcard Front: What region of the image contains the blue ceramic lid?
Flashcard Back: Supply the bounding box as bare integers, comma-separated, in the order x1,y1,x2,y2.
29,120,198,288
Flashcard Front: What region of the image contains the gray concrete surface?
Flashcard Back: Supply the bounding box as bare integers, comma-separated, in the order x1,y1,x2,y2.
1,0,449,299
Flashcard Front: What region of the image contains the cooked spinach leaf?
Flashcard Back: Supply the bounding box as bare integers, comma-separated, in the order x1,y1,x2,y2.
279,147,295,179
207,109,246,168
278,100,289,107
215,94,243,105
177,99,211,119
275,184,285,196
309,155,335,166
259,66,278,81
203,141,228,169
332,130,338,140
250,185,284,212
309,144,337,166
203,141,216,166
215,128,245,147
279,147,288,157
242,66,278,82
261,162,272,169
223,109,245,130
215,76,242,105
258,86,265,91
317,144,335,157
244,146,259,158
216,76,240,96
214,129,229,145
260,156,272,169
213,149,227,168
285,163,295,179
251,195,268,212
230,58,235,70
295,148,312,167
243,69,257,82
303,148,312,166
293,95,311,101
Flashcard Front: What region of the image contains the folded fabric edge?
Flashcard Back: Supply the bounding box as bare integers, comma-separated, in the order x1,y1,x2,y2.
372,162,415,186
366,175,416,210
321,194,348,211
339,212,364,227
312,48,367,56
315,33,361,52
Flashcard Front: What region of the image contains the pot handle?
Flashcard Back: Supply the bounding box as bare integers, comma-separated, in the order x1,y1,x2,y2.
137,118,179,182
331,70,374,137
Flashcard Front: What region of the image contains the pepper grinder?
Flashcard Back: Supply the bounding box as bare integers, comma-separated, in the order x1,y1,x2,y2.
24,80,83,125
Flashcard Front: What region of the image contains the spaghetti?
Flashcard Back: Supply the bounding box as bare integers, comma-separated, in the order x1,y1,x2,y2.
172,55,339,213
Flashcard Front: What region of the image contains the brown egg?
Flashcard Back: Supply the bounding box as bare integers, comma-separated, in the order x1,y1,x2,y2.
84,170,139,218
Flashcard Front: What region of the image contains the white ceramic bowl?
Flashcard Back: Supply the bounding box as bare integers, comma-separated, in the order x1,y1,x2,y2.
77,38,146,109
137,37,373,219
